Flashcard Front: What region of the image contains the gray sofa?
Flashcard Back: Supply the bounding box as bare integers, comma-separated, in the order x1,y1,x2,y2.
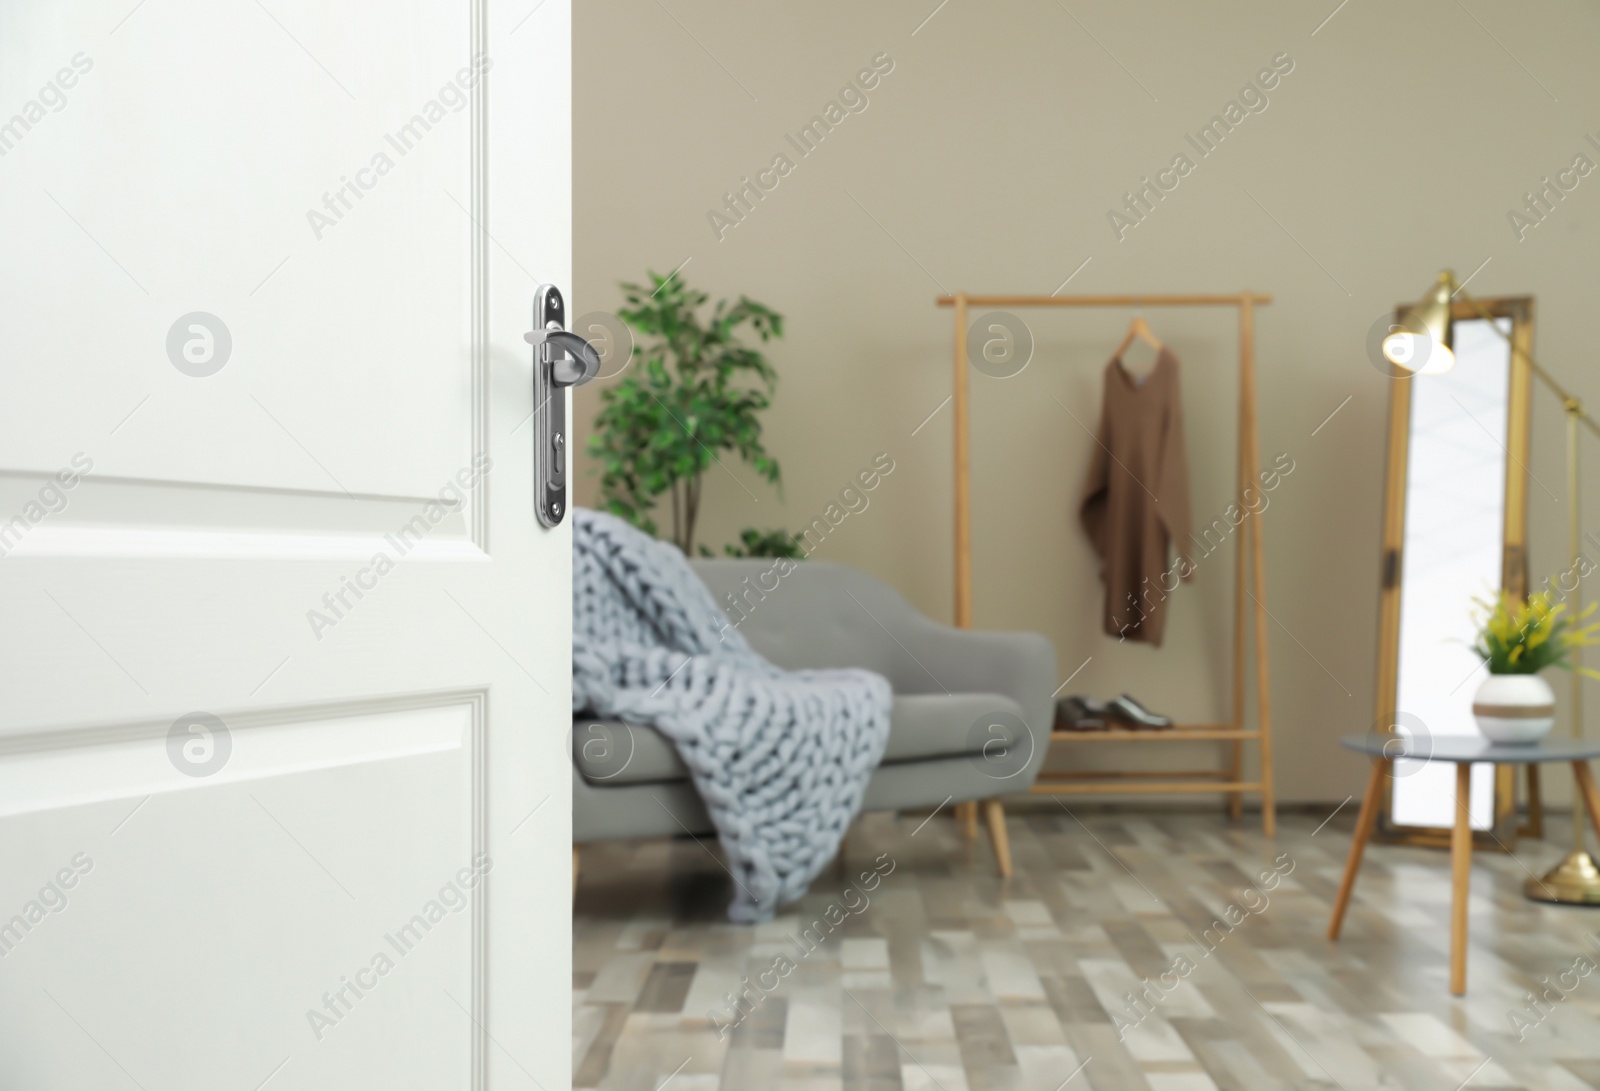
571,558,1056,878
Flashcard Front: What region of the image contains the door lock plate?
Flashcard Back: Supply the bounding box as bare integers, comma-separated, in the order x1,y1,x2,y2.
527,285,601,528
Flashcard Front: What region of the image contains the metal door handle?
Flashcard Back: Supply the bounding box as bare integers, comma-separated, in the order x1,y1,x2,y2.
525,328,602,387
526,285,601,527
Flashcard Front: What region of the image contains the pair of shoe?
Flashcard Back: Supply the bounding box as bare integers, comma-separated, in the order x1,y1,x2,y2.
1057,694,1173,732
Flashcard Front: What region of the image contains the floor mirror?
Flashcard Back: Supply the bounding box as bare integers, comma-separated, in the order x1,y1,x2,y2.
1374,296,1534,845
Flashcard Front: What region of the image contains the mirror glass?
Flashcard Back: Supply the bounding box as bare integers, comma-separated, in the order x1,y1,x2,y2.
1390,316,1515,830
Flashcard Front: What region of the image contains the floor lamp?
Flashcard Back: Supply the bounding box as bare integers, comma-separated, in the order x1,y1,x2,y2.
1385,270,1600,904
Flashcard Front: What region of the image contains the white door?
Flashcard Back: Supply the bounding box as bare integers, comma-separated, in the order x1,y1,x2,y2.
0,3,572,1088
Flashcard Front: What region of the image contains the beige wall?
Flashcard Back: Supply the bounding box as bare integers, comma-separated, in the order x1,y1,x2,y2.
573,0,1600,806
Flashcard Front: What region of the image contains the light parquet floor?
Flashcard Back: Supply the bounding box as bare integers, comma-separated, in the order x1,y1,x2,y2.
573,806,1600,1090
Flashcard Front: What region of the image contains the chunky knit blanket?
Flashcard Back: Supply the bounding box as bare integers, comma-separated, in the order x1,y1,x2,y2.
572,509,891,922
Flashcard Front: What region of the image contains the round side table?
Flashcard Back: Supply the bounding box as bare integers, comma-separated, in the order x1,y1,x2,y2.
1327,734,1600,995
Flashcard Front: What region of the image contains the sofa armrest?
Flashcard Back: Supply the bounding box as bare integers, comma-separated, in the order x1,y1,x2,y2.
896,617,1056,717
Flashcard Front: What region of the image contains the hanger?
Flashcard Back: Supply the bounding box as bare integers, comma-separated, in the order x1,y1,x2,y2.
1113,314,1164,359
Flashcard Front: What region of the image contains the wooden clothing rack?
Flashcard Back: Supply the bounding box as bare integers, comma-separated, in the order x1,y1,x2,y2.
936,291,1277,836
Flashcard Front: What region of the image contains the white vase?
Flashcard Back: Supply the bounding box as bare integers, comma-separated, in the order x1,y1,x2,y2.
1472,673,1556,745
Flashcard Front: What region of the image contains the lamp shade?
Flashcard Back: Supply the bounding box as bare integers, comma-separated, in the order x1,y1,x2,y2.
1382,271,1457,375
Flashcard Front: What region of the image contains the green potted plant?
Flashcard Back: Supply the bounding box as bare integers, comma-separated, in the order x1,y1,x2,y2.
588,271,799,557
719,527,803,558
1470,588,1600,743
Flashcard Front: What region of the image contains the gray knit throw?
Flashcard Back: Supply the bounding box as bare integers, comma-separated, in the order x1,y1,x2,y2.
572,508,891,922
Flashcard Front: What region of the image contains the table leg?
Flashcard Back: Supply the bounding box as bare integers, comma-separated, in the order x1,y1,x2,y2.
1450,762,1472,996
1327,757,1386,941
1572,761,1600,843
1520,764,1543,839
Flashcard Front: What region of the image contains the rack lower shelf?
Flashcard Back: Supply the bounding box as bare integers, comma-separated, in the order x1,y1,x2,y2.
1049,724,1257,743
1031,778,1265,795
1033,721,1271,810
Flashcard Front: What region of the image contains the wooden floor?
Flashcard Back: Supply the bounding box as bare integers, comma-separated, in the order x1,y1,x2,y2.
573,806,1600,1090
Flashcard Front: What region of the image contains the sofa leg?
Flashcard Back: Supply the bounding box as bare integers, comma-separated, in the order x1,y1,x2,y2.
983,800,1013,878
959,801,978,839
572,845,579,901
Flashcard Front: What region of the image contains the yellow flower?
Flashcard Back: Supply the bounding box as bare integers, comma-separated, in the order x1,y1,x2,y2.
1489,608,1513,643
1473,577,1600,674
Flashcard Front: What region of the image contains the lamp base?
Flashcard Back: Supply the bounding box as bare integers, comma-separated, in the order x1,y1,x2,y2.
1525,850,1600,905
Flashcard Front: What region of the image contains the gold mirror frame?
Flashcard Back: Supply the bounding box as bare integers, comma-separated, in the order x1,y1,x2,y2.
1374,295,1534,848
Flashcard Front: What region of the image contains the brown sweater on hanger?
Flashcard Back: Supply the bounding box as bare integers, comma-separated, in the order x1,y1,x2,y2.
1079,347,1193,645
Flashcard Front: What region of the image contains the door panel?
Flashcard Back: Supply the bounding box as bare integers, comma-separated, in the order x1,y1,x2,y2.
0,2,571,1087
4,3,477,492
1,701,477,1087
